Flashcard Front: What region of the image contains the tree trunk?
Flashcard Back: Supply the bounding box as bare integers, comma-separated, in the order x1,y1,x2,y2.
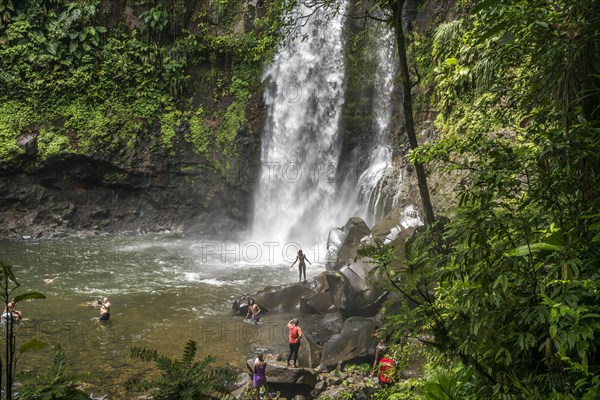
391,0,435,226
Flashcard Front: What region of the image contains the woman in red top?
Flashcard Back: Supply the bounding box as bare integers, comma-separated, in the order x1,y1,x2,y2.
286,318,302,367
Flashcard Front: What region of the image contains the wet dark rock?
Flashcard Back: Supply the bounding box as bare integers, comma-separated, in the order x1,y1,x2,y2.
310,380,327,397
249,282,316,313
298,333,323,369
246,360,318,388
234,371,252,390
0,124,261,239
300,292,336,315
325,272,346,310
320,316,378,369
333,217,371,268
338,261,388,318
319,386,348,398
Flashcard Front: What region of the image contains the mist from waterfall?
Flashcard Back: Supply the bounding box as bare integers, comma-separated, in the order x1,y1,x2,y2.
252,4,348,250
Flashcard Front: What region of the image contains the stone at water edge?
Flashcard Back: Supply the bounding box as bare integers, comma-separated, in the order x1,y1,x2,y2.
245,359,318,387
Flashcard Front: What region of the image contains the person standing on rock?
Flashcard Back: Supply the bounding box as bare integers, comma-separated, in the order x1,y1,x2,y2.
253,353,271,399
290,249,311,283
287,318,302,367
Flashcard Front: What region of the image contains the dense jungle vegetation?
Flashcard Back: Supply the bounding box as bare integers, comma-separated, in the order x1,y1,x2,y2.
1,0,599,399
0,0,286,171
363,0,600,399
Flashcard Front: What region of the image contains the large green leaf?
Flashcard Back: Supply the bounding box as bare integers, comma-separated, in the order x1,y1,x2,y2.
19,339,49,354
13,292,46,302
505,242,562,257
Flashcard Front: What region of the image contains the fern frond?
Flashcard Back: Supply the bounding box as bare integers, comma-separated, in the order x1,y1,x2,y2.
182,339,197,366
130,345,159,362
433,19,464,61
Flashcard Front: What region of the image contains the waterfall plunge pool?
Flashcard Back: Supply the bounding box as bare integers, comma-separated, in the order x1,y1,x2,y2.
0,234,326,398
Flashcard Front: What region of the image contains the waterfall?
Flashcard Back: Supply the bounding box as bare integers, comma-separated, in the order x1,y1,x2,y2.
356,25,396,226
252,4,348,249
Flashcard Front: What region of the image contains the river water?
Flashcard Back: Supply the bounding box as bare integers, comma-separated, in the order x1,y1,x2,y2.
0,234,326,398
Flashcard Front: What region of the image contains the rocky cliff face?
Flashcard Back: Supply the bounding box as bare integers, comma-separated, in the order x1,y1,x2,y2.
0,123,261,239
0,0,266,240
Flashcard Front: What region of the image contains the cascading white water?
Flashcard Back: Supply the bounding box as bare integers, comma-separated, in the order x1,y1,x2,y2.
356,25,396,226
252,4,348,250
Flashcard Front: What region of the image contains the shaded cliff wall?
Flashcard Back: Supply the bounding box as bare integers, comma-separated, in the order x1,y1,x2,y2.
336,0,459,222
0,0,265,239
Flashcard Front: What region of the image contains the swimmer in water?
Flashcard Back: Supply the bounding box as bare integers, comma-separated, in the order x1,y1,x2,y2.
99,298,111,321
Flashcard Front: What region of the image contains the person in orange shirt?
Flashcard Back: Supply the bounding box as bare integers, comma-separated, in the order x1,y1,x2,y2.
286,318,302,367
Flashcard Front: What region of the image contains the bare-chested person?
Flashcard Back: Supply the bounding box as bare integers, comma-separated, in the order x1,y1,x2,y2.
3,300,22,322
244,298,261,324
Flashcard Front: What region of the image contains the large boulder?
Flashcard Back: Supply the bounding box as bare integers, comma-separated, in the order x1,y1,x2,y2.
325,272,345,310
337,261,388,318
320,316,379,369
328,217,371,269
235,272,341,317
370,203,421,242
299,272,338,315
300,292,336,315
234,282,316,315
246,360,318,387
298,333,323,369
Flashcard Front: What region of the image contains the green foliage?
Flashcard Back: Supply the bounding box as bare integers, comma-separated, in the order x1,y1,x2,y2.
372,378,424,400
186,106,211,155
18,345,89,400
344,363,372,375
127,339,235,400
421,366,478,400
0,0,282,167
160,109,182,153
364,0,600,399
37,128,71,160
0,101,36,161
1,262,48,399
